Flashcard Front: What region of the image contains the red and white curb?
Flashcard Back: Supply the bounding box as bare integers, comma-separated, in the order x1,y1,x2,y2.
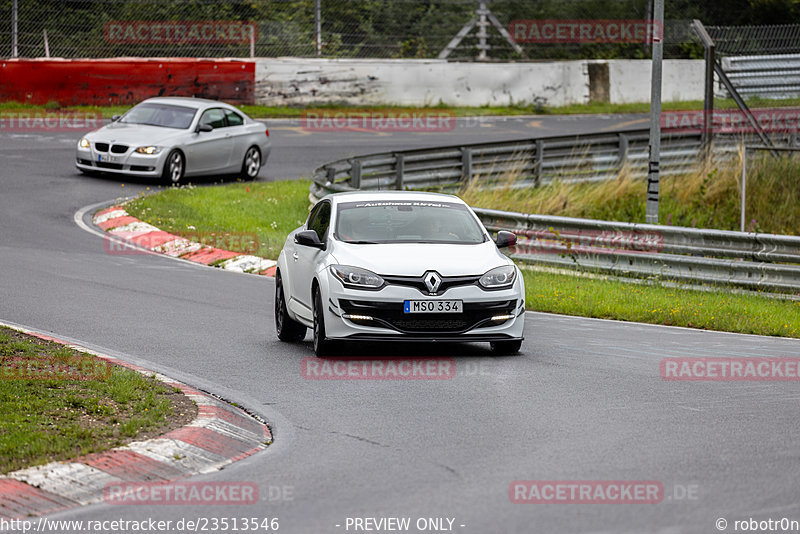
0,322,272,520
93,206,278,276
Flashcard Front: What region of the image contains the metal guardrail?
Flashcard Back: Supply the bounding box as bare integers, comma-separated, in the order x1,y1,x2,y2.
309,127,800,292
310,128,740,202
720,54,800,99
476,209,800,293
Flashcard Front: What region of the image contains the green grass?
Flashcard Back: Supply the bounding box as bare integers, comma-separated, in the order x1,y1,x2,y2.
460,153,800,236
123,178,800,338
0,327,191,474
125,181,312,260
522,269,800,338
5,96,800,119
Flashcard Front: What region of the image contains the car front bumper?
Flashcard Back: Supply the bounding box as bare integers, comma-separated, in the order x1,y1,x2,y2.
76,145,166,177
323,278,525,343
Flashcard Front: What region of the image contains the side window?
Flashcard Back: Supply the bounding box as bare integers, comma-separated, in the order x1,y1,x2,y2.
199,108,227,129
308,202,331,242
225,110,244,127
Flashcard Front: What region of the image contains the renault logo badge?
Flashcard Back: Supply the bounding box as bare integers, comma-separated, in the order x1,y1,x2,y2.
423,271,442,294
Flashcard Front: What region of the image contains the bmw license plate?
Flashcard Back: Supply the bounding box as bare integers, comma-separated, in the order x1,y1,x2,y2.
98,154,119,163
404,300,462,314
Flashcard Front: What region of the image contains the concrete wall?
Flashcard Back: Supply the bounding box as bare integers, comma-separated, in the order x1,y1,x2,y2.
0,57,704,108
0,58,254,106
255,58,705,107
606,59,706,104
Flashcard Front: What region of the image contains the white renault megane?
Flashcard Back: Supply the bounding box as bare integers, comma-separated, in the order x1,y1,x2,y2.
275,191,525,356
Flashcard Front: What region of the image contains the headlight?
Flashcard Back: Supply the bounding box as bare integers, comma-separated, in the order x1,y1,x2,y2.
136,146,162,155
330,265,384,290
78,138,90,149
479,265,516,289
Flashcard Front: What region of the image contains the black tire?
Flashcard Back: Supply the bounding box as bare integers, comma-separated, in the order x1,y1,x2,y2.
312,288,336,357
162,149,185,185
240,146,261,180
275,273,306,342
490,339,522,355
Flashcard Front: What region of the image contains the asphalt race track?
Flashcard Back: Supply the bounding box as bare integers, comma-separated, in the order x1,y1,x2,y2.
2,115,799,533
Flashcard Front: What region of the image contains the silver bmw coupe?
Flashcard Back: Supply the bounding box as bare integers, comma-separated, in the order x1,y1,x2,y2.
76,97,270,184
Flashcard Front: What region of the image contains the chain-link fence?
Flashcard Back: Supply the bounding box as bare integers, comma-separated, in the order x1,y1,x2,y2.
0,0,704,60
707,24,800,56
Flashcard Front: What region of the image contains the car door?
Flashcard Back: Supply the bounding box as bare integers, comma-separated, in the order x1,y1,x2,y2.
183,108,235,173
291,201,331,312
224,109,250,166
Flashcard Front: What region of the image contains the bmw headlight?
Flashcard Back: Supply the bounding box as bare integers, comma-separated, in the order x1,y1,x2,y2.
330,265,384,290
78,138,90,149
479,265,516,289
136,146,163,155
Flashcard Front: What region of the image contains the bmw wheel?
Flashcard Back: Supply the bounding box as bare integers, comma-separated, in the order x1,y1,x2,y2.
163,150,185,185
275,273,306,342
240,146,261,180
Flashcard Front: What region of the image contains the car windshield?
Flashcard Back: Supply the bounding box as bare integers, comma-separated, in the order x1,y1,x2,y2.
334,200,487,245
119,103,197,129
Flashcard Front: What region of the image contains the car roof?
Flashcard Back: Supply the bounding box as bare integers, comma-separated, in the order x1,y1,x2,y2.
325,190,467,206
138,97,237,110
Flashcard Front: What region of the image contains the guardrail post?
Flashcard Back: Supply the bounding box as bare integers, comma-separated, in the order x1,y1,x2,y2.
350,159,362,189
618,133,629,167
461,147,473,182
533,140,544,186
326,166,336,184
395,153,405,190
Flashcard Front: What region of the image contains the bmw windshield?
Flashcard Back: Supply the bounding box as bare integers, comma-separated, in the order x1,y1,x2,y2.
334,200,487,245
119,103,197,129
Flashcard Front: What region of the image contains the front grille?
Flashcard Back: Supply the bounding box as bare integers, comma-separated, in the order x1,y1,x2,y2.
110,144,128,154
340,299,517,334
95,142,109,152
382,274,480,296
96,161,123,170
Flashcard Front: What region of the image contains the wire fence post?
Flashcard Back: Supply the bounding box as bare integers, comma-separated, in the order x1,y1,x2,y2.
11,0,18,58
741,144,747,232
645,0,664,224
315,0,322,57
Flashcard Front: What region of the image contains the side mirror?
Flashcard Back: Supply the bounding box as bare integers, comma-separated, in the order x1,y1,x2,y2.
295,230,325,249
495,230,517,249
111,115,121,122
196,123,213,133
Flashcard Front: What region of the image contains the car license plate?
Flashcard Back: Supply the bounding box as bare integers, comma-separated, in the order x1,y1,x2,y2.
404,300,462,314
98,154,118,163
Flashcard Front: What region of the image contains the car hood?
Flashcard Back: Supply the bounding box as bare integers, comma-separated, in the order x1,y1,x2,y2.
86,122,187,145
329,241,511,277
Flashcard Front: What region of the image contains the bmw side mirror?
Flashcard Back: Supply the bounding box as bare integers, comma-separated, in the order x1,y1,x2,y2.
196,123,213,133
495,230,517,249
295,230,325,249
111,115,121,122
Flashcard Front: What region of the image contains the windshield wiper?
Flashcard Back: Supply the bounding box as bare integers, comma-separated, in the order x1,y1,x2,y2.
345,240,380,244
